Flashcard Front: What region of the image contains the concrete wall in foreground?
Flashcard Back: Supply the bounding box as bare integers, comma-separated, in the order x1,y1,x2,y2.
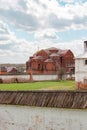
0,104,87,130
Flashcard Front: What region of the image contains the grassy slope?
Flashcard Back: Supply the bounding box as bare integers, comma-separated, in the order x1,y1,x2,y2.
0,80,75,90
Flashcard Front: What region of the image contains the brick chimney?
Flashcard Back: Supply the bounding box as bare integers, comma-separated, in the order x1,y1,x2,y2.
84,41,87,52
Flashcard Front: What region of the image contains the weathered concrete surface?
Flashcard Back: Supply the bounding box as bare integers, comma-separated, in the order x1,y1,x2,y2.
0,105,87,130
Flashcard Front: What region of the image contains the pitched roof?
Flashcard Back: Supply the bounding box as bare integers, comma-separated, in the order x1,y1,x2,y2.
44,49,50,54
58,50,69,55
76,52,87,59
33,48,70,57
7,67,17,72
33,49,50,57
50,53,59,57
0,90,87,109
32,56,45,60
44,59,54,62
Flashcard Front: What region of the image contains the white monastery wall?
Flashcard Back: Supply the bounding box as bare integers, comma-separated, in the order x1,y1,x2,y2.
0,74,59,81
75,59,87,72
0,75,30,80
33,74,58,81
75,59,87,82
0,74,75,82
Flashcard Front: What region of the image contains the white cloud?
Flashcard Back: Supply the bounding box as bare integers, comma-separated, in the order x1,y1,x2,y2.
37,39,84,57
56,40,84,57
0,9,40,32
59,0,74,3
35,29,59,41
0,20,30,63
0,0,87,32
0,22,84,63
0,20,16,44
0,0,86,63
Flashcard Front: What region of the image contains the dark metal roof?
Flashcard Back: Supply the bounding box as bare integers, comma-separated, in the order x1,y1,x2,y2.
0,90,87,109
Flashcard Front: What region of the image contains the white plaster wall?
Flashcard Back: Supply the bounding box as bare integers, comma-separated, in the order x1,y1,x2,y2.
0,74,58,81
0,105,87,130
33,75,58,81
0,75,30,80
75,59,87,82
75,59,87,72
0,74,75,81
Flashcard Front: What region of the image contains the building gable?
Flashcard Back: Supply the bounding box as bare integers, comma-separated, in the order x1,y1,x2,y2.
36,50,49,58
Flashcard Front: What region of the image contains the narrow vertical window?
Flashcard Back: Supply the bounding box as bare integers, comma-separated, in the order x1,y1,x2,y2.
85,60,87,65
84,79,87,84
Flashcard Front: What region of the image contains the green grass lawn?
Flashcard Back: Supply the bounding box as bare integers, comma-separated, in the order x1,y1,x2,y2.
0,80,75,90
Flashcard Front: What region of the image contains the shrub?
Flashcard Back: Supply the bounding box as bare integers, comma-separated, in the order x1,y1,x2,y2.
3,79,11,83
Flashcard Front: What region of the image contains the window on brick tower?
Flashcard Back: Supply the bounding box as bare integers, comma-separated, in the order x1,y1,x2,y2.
60,57,62,65
85,60,87,65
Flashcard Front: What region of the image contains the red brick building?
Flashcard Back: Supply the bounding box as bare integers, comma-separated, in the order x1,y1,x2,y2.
26,47,75,75
7,67,20,74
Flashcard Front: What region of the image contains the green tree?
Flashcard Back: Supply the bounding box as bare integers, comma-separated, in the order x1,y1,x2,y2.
58,68,66,80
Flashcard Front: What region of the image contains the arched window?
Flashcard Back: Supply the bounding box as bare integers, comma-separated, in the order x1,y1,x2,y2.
38,64,41,70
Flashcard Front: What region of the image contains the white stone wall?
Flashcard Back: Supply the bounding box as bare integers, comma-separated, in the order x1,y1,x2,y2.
33,75,58,81
0,74,58,81
75,59,87,82
0,74,75,82
0,75,30,80
0,105,87,130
